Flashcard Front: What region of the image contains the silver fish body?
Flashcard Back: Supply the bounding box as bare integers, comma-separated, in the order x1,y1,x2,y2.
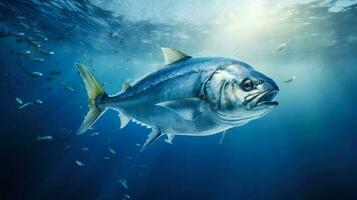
76,48,279,150
105,57,231,135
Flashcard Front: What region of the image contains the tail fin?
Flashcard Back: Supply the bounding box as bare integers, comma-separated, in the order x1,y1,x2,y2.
76,63,107,135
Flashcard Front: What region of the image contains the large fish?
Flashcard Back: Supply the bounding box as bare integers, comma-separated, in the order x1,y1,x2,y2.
76,48,279,150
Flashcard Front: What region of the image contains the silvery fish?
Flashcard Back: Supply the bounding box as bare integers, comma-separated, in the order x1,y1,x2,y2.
37,135,53,141
118,178,128,189
18,102,33,109
38,49,55,56
35,33,48,41
15,16,26,20
108,147,116,155
76,48,279,150
9,32,25,37
284,76,296,84
81,147,89,151
15,97,23,105
31,71,43,77
275,42,287,52
11,49,31,55
75,160,85,167
29,57,45,62
35,99,43,104
19,22,30,30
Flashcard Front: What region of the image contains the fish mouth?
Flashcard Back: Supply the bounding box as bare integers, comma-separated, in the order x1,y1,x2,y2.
257,90,279,107
245,90,279,109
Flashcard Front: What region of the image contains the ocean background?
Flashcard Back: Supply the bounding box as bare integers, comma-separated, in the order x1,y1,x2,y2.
0,0,357,199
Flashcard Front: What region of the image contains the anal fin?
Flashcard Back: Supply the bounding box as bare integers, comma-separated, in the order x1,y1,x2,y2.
141,127,162,151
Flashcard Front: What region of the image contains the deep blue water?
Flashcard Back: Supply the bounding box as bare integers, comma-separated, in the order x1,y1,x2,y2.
1,0,357,200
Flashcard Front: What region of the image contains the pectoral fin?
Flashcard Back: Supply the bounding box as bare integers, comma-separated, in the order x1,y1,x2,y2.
141,127,162,151
156,98,203,121
219,131,227,144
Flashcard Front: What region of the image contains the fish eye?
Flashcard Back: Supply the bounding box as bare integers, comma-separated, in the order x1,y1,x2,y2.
240,78,254,91
258,80,264,84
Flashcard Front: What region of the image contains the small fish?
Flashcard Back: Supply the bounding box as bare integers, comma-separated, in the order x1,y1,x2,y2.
35,99,43,105
123,194,130,199
75,160,85,167
275,43,287,52
15,97,23,105
31,29,42,34
29,57,45,62
38,49,55,56
10,32,25,37
284,76,296,84
90,132,99,136
37,135,53,141
64,144,71,150
135,143,141,147
35,33,48,41
19,22,30,30
64,86,74,92
26,37,41,48
15,16,26,20
118,178,128,189
108,147,116,155
31,71,43,77
18,102,33,109
11,49,31,55
104,156,111,160
81,147,89,151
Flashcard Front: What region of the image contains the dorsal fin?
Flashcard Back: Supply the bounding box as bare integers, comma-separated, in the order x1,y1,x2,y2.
161,47,191,65
122,82,131,91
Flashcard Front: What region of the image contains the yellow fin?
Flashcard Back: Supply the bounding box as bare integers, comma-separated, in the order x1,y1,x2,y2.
76,63,107,134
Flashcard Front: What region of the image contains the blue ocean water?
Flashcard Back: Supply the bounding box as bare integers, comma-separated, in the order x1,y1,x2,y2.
0,0,357,200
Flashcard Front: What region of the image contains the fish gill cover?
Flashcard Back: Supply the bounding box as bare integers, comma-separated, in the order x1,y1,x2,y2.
0,0,357,200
